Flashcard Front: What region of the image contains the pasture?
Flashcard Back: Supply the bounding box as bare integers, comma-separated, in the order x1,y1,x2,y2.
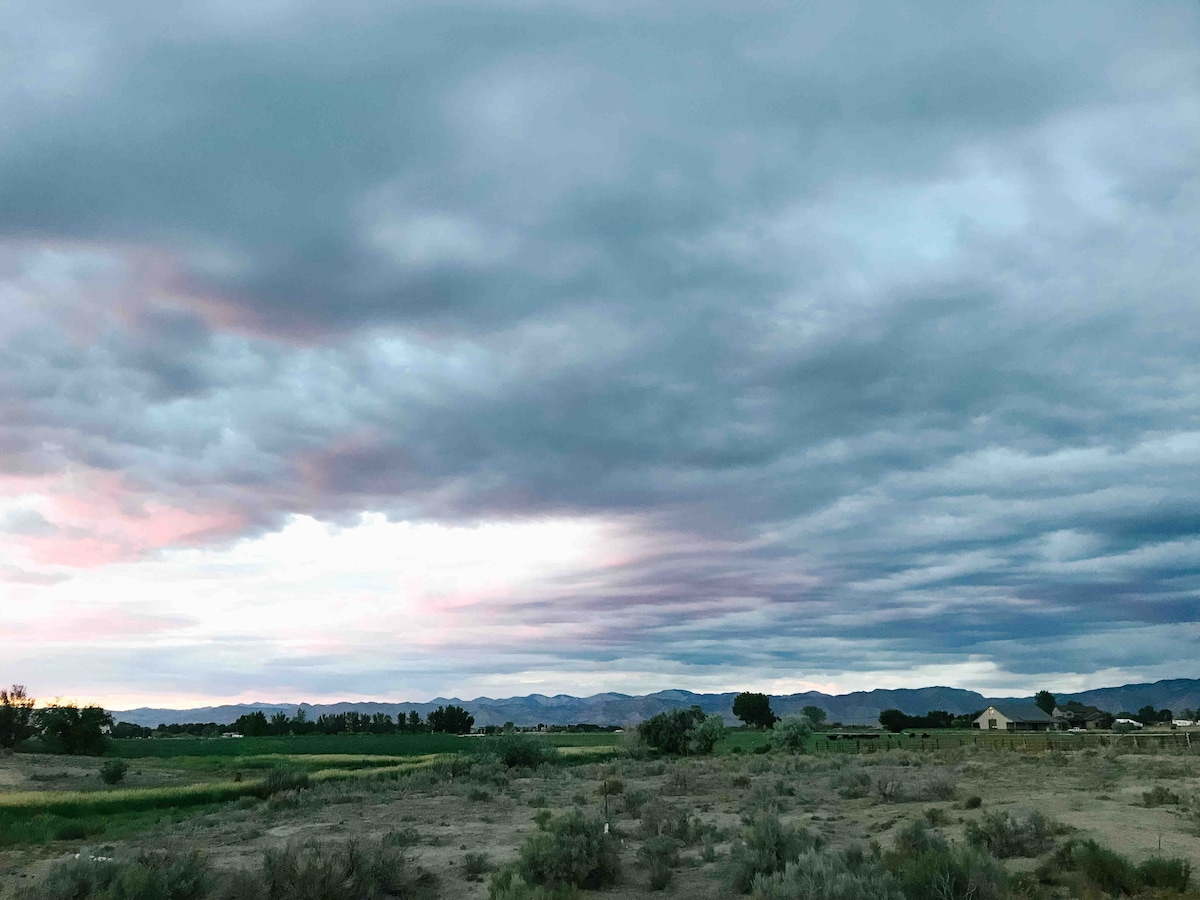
2,730,1199,898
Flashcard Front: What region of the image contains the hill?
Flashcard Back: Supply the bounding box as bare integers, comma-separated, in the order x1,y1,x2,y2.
108,678,1200,728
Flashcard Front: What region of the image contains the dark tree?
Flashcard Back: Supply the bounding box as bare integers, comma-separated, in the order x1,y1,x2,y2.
0,685,36,749
879,709,909,733
1137,705,1159,726
427,704,474,734
732,692,777,729
1034,691,1056,714
36,704,113,755
234,711,270,737
406,710,423,732
637,706,707,755
270,711,290,735
800,705,828,727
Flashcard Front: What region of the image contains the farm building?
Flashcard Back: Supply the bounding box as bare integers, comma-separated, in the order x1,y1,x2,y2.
973,704,1060,732
1114,718,1143,728
1052,704,1111,730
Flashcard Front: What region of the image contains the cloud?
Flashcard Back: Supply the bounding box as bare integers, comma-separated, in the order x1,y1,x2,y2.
0,1,1198,703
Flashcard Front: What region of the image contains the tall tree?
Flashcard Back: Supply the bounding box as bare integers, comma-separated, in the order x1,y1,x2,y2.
732,692,777,729
800,705,828,727
36,703,113,755
0,685,36,749
1034,691,1056,714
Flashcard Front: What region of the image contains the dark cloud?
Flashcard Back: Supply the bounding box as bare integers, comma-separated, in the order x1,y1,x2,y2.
2,0,1199,696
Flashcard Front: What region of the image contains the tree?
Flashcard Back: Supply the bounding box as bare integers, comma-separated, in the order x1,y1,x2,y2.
800,705,828,728
638,706,707,755
406,710,423,732
427,704,474,734
732,692,777,729
879,709,908,733
688,714,726,755
36,703,113,755
1137,705,1159,726
1034,691,1056,715
234,711,270,737
769,714,814,753
0,685,36,749
270,711,290,735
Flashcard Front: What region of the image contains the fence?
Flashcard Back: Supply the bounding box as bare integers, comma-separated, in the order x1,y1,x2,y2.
812,730,1197,755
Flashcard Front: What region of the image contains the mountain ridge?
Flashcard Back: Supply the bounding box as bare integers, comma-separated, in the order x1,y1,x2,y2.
109,678,1200,728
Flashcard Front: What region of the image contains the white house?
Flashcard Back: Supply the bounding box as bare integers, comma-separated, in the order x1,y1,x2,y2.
973,704,1059,732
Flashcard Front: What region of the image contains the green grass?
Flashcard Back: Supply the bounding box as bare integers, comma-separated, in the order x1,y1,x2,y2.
106,732,469,759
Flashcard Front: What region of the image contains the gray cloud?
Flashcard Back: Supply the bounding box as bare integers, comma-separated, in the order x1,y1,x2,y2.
2,0,1199,697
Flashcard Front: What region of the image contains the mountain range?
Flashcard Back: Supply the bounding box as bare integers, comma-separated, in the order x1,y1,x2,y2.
110,678,1200,728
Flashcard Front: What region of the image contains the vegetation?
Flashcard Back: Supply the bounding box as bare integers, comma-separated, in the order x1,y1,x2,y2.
0,686,36,749
36,703,113,756
733,693,778,729
1034,690,1056,714
878,709,955,733
493,809,619,893
638,706,722,756
768,716,813,754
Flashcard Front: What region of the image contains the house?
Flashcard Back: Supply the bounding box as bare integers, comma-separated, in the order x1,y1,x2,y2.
973,704,1060,732
1052,704,1111,730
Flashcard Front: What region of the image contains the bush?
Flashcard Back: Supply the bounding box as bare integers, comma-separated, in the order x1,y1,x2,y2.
963,796,982,810
514,810,620,890
1137,856,1192,891
622,788,650,818
253,767,310,799
1059,839,1138,895
30,849,211,900
884,822,1006,900
964,807,1056,858
751,847,905,900
496,735,560,769
260,836,431,900
99,759,129,785
689,715,727,755
638,707,708,756
488,866,578,900
1142,785,1181,807
729,812,823,893
835,771,872,799
769,717,813,754
638,836,680,891
463,852,495,881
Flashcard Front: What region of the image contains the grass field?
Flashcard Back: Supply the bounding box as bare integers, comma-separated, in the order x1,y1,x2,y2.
4,729,1199,898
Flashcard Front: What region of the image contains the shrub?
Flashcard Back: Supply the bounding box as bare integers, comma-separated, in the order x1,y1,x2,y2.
596,777,624,797
468,788,492,802
769,717,814,754
99,759,129,786
638,707,714,756
463,852,495,881
884,822,1006,900
963,796,982,810
261,836,431,900
835,771,872,799
923,808,950,827
1137,856,1192,891
533,809,553,831
729,812,823,893
515,809,619,890
965,807,1056,858
1142,785,1181,807
622,788,650,818
689,715,727,755
496,736,560,769
253,767,310,799
751,847,905,900
30,849,211,900
1059,839,1138,895
638,836,680,891
488,866,578,900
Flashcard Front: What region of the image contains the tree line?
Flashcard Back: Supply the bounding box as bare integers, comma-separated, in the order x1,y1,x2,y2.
1,685,113,755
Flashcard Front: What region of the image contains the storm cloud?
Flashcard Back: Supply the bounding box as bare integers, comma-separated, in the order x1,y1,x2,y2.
1,1,1198,705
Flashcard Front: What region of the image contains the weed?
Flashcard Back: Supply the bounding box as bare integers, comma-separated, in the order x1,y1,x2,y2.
728,811,823,893
513,809,620,890
638,836,680,890
463,852,495,881
99,760,129,786
965,807,1057,858
1143,785,1181,807
752,847,904,900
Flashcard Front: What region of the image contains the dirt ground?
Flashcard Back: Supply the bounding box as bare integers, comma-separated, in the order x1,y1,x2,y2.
3,744,1199,898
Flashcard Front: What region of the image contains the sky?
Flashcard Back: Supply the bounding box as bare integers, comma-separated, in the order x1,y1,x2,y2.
1,2,1199,710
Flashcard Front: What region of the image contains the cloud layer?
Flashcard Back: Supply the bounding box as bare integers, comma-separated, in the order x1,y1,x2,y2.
2,1,1199,705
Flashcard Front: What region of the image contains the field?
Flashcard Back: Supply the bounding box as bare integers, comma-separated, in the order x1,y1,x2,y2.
2,729,1199,898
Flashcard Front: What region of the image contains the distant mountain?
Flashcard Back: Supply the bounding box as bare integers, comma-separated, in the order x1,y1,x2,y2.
110,678,1200,729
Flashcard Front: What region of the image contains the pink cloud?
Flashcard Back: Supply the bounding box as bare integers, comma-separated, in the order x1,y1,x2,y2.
3,468,244,569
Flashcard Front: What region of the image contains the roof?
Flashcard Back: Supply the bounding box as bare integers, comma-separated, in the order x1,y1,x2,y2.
978,704,1057,723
